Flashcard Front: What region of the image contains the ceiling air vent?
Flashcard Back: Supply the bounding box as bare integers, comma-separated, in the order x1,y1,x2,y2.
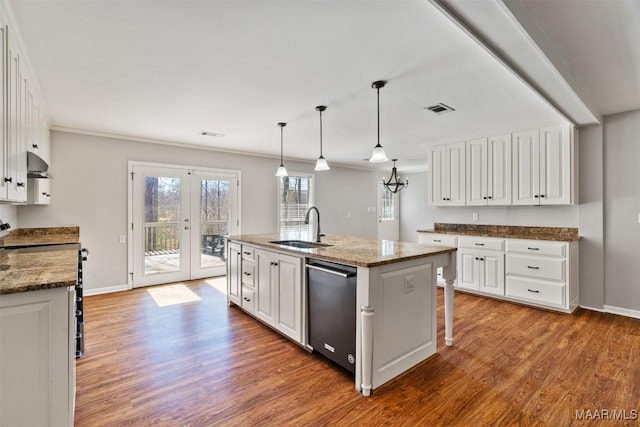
425,103,455,115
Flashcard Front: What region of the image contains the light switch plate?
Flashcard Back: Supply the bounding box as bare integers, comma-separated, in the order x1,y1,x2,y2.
404,275,415,294
119,234,126,243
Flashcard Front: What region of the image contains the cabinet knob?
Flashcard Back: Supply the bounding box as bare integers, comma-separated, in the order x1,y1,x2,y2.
483,197,487,200
16,182,25,187
488,196,492,199
540,194,545,198
243,272,251,276
32,143,38,149
4,177,12,183
534,195,539,198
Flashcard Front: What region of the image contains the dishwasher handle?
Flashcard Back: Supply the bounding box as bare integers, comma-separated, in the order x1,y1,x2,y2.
307,263,356,278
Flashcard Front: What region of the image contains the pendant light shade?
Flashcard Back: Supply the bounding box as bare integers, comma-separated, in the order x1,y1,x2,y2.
314,105,330,171
383,159,408,193
369,80,390,163
276,122,288,177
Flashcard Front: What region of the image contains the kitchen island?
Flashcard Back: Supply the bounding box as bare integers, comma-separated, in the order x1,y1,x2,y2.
226,233,457,396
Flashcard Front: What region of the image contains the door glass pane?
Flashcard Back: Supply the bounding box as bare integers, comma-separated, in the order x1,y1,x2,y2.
144,176,181,275
200,179,230,269
381,186,394,221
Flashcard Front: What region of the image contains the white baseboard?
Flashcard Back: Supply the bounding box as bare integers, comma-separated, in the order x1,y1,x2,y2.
603,305,640,320
579,305,606,313
83,284,129,296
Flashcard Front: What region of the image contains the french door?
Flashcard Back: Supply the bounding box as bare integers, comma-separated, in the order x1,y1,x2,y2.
129,162,240,288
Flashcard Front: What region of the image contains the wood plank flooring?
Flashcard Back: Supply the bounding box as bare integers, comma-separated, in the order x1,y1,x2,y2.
75,278,640,426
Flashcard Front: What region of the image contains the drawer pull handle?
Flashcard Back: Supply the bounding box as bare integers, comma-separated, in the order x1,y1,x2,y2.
475,243,485,246
243,272,251,276
243,251,251,255
433,239,441,242
527,289,540,293
527,266,539,270
243,297,251,302
527,247,539,251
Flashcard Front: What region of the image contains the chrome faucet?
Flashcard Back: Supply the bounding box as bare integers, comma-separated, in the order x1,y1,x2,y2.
304,206,325,243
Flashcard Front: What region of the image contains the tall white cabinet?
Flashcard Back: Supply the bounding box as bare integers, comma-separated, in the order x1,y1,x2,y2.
466,134,512,206
428,142,466,206
429,125,575,207
512,125,574,205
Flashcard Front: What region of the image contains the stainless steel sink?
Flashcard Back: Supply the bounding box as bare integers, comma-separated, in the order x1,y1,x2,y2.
270,240,332,249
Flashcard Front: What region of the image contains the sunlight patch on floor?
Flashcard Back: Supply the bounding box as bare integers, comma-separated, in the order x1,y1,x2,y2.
205,276,227,295
147,284,202,307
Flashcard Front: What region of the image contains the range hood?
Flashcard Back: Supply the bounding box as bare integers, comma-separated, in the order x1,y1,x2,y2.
27,151,52,178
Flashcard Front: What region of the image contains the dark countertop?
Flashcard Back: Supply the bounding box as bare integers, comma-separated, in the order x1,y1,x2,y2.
417,223,580,242
0,227,80,295
228,233,456,267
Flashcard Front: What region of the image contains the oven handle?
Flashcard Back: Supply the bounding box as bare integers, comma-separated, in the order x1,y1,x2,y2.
307,263,356,278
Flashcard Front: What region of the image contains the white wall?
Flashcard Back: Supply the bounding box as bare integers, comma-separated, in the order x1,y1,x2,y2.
17,130,379,293
603,109,640,312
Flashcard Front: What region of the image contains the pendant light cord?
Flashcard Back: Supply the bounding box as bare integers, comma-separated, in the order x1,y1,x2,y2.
377,85,380,147
319,109,323,157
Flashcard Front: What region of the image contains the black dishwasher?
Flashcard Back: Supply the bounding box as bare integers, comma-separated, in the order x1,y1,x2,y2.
307,259,357,373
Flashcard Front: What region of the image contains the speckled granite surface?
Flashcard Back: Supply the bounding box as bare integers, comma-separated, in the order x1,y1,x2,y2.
0,226,80,247
417,223,580,242
228,234,456,267
0,243,79,295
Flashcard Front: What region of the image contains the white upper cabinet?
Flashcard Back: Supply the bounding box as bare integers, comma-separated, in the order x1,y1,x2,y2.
513,125,574,205
429,142,465,206
466,134,512,206
0,21,6,201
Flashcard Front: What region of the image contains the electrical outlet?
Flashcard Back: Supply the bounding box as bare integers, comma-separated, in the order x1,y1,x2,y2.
472,212,479,221
119,234,126,243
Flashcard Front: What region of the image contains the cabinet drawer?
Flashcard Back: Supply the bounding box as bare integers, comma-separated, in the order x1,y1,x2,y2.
506,277,565,308
241,246,255,261
459,237,504,251
241,261,255,286
506,254,565,281
241,286,255,312
419,233,457,247
506,240,566,257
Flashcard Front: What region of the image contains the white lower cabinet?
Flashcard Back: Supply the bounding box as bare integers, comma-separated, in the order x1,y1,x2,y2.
0,286,75,427
418,232,578,313
505,239,578,311
458,237,505,296
227,244,303,344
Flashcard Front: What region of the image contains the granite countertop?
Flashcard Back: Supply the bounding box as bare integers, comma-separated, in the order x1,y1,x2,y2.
417,223,580,242
0,244,79,294
228,233,456,267
0,226,80,247
0,227,81,295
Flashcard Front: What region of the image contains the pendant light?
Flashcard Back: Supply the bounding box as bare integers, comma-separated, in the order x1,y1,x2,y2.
275,122,288,177
383,159,408,193
369,80,390,163
314,106,330,171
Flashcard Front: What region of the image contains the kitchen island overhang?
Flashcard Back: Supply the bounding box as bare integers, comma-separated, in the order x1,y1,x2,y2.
226,234,457,396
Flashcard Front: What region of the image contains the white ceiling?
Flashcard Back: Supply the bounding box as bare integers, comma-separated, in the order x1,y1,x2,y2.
9,0,626,172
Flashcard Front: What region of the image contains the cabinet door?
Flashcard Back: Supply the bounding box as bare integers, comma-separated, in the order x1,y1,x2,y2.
447,142,466,206
6,35,27,201
274,253,302,342
512,129,540,205
457,249,479,291
428,145,447,206
480,252,505,295
487,134,512,205
466,138,487,206
256,249,276,324
540,125,571,205
227,243,241,304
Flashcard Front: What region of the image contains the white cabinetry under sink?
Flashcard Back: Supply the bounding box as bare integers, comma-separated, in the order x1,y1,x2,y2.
227,244,303,344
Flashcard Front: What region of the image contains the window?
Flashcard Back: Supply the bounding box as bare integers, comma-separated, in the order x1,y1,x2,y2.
380,185,395,221
278,173,314,234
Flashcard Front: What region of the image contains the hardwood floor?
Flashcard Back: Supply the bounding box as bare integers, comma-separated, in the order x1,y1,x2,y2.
75,278,640,426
